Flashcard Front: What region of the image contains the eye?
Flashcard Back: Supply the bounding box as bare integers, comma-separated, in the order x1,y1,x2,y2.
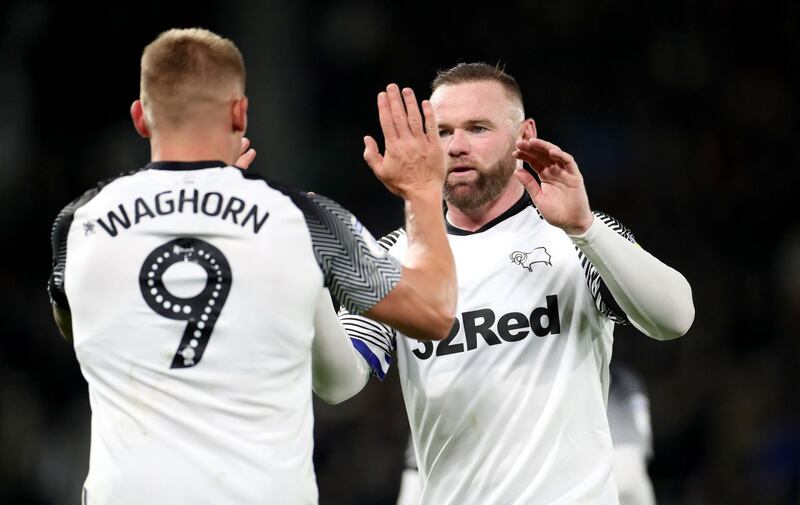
438,128,452,138
469,125,488,133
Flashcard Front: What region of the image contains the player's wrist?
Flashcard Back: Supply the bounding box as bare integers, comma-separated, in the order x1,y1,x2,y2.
564,213,594,237
401,183,444,206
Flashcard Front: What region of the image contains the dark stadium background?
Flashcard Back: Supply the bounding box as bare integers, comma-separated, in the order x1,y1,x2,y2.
1,1,797,503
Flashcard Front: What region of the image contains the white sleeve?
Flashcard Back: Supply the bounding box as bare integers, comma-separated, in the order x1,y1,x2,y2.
570,216,695,340
311,288,370,404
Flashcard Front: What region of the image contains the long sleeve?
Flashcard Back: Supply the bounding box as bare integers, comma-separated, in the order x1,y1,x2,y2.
570,215,695,341
312,289,371,404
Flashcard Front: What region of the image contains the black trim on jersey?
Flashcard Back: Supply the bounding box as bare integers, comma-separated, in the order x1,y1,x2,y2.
446,192,532,235
48,167,146,311
575,211,636,324
338,226,403,374
241,173,402,315
339,315,394,357
598,279,627,323
146,160,227,171
378,228,406,250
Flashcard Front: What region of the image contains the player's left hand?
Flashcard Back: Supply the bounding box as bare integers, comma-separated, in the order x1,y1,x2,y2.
513,138,593,235
235,137,256,169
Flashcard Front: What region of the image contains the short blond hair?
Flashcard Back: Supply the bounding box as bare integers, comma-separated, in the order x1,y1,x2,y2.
140,28,245,126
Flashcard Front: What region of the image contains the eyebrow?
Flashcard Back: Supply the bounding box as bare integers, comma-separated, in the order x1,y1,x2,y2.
437,117,496,129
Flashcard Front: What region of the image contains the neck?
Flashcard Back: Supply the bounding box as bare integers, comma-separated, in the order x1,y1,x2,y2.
446,179,525,231
149,127,239,166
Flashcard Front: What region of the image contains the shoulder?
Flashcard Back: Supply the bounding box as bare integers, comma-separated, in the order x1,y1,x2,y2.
592,210,637,244
240,173,348,219
51,167,146,231
239,171,304,196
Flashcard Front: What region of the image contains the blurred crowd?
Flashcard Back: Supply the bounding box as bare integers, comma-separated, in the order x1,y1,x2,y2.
0,1,797,503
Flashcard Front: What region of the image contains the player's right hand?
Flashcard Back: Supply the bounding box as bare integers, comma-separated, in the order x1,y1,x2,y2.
513,138,593,236
363,84,445,199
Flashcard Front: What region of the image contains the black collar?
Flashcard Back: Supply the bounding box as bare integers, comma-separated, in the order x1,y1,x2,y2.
145,160,227,171
446,192,533,236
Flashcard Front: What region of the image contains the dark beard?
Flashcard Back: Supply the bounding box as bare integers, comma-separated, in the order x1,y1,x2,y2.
443,156,517,210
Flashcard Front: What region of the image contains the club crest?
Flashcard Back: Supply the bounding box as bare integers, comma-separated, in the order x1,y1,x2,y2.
509,247,552,272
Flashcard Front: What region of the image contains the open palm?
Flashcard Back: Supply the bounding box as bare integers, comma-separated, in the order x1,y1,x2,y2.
513,138,594,236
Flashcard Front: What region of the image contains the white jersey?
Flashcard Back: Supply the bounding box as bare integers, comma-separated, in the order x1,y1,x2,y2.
342,194,636,504
398,363,656,505
48,160,401,505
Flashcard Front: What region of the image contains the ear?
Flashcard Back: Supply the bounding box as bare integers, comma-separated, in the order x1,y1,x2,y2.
232,96,248,133
521,118,537,141
130,100,150,138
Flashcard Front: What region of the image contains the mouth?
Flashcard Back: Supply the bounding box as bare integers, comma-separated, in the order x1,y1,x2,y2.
448,165,476,175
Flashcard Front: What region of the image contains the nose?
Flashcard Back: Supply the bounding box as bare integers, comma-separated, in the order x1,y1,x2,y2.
446,129,469,157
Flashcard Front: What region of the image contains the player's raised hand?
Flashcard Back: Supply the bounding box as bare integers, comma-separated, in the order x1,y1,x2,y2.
363,84,445,199
235,137,256,169
513,138,594,235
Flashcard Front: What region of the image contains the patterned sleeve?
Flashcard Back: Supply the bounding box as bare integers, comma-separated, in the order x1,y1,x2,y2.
339,228,405,380
576,211,636,324
48,188,100,311
285,190,402,315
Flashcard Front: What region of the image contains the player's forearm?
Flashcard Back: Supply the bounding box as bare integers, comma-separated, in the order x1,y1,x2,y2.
312,290,370,404
398,188,457,339
570,218,694,340
364,189,456,340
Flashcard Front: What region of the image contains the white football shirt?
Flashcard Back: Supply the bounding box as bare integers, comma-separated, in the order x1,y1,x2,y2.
342,194,636,504
48,161,401,505
397,363,656,505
